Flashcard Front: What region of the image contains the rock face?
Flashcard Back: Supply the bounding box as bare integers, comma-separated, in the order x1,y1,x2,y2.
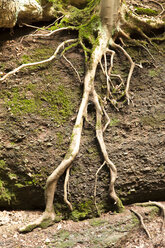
0,0,18,28
0,0,55,28
0,26,164,219
0,1,165,220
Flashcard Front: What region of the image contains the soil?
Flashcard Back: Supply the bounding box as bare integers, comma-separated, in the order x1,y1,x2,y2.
0,203,165,248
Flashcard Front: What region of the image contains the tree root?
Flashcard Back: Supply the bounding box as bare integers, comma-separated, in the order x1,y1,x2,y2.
92,88,123,211
17,24,126,232
111,41,135,105
31,26,77,38
64,165,73,211
94,161,106,215
62,54,81,83
19,210,56,233
136,201,165,232
0,39,77,82
148,0,165,16
130,209,151,239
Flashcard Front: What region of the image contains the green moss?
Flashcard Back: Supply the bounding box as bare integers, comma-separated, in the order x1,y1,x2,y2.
0,160,6,169
149,206,159,218
116,198,124,213
110,118,120,127
89,218,107,227
131,213,139,225
3,85,74,124
8,173,17,180
148,69,159,77
157,165,165,173
71,200,94,221
20,47,54,69
14,183,25,188
86,146,99,160
25,181,33,186
40,218,54,229
135,7,158,16
58,230,70,240
0,180,15,204
56,132,64,146
48,0,100,62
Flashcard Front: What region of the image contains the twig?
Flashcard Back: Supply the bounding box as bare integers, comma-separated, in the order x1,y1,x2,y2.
21,23,41,29
94,161,106,215
106,49,115,75
45,15,64,29
130,209,151,239
32,26,77,37
102,106,111,133
63,54,81,83
0,39,77,82
112,42,136,104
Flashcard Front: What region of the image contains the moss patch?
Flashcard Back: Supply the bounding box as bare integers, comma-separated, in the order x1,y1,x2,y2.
71,200,94,221
89,218,107,227
2,84,75,124
20,47,55,69
0,160,6,169
148,69,160,77
135,7,158,16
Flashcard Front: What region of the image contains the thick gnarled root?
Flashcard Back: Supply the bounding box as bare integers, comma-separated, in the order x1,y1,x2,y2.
92,88,124,212
19,211,56,233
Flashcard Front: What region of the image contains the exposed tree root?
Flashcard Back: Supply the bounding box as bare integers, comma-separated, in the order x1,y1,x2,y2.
62,54,81,83
19,210,56,233
64,165,73,211
94,161,106,215
18,27,121,232
130,209,151,239
93,88,121,207
0,39,77,82
148,0,165,16
1,24,150,233
31,26,77,37
136,201,165,232
111,41,135,105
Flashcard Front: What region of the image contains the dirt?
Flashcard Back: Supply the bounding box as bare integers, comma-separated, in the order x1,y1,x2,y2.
0,203,165,248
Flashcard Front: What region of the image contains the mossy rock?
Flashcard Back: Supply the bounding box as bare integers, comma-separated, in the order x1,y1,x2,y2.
135,7,158,16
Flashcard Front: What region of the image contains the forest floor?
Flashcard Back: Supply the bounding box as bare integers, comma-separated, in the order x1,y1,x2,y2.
0,203,165,248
